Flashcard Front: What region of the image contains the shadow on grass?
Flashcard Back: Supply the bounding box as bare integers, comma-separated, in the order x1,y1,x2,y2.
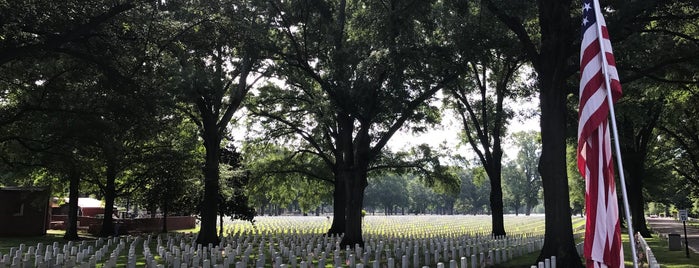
623,232,698,268
0,230,74,252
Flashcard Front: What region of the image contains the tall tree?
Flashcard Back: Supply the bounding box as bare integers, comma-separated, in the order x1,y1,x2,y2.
614,90,662,238
256,0,459,247
504,131,542,216
365,174,410,215
659,89,699,192
483,0,696,264
161,0,270,244
0,0,136,65
610,0,699,237
454,166,492,215
443,0,534,236
484,0,581,264
0,34,171,236
0,0,144,239
566,145,586,217
448,45,526,236
243,143,333,216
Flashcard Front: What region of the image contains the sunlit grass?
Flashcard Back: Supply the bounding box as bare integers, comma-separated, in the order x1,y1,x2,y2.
623,233,699,268
1,216,695,267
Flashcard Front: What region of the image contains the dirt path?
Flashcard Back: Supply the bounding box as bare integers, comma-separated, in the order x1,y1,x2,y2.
646,217,699,253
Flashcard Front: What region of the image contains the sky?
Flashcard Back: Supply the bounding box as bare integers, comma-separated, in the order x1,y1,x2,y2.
386,95,541,161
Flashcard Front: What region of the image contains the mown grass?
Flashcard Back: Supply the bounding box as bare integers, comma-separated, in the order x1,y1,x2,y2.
496,232,699,268
0,230,67,253
2,217,697,267
494,251,540,267
625,233,699,268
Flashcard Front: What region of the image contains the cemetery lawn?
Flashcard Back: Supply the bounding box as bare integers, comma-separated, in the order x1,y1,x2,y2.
0,230,66,253
1,217,698,267
623,233,699,268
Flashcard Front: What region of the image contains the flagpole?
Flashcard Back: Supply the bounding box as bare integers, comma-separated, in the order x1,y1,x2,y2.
592,0,639,267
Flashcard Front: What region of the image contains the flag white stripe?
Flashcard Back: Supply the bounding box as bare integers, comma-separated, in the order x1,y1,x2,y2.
577,87,607,138
592,129,607,261
580,1,625,266
580,24,600,59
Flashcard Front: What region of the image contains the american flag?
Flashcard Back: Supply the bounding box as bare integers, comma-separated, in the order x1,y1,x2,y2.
578,0,624,268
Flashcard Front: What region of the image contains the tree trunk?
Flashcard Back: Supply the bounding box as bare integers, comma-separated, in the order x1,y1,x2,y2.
339,123,370,248
487,166,506,237
340,171,367,248
99,164,116,237
625,160,652,237
327,174,346,236
536,62,582,267
619,111,657,238
161,202,169,233
219,212,223,237
64,169,80,240
537,88,580,266
530,0,582,266
197,120,222,245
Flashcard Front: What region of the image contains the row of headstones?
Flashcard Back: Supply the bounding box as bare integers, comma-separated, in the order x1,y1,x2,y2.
227,224,545,242
154,230,535,264
213,229,542,263
217,224,546,258
145,233,545,268
0,237,125,268
235,231,543,263
236,215,549,234
147,246,538,268
0,232,544,268
529,256,556,268
267,237,541,266
144,230,538,266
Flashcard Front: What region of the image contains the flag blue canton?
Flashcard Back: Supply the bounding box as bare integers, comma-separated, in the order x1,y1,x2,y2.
581,0,597,34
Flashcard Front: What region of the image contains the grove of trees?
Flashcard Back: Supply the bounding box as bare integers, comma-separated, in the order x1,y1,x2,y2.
1,1,696,267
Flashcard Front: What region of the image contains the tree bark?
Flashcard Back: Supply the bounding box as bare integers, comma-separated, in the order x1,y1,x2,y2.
64,167,80,240
327,174,346,236
618,105,660,238
340,170,367,248
537,79,581,266
625,158,652,237
495,0,580,265
487,166,506,237
161,202,169,233
535,31,582,263
196,118,222,245
339,122,370,248
99,161,117,237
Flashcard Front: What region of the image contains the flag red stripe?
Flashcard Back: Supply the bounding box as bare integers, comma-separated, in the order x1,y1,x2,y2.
579,1,624,267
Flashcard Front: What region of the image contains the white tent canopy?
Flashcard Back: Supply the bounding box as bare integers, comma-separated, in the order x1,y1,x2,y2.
63,197,103,208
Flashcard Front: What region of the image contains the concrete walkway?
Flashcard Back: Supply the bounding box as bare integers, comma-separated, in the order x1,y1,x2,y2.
646,217,699,253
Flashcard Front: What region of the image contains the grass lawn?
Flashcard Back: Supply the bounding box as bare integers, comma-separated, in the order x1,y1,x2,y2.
0,230,72,253
624,233,699,268
1,217,697,267
495,232,699,268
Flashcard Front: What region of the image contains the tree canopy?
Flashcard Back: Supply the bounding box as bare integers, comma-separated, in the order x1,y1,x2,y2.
1,1,697,265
